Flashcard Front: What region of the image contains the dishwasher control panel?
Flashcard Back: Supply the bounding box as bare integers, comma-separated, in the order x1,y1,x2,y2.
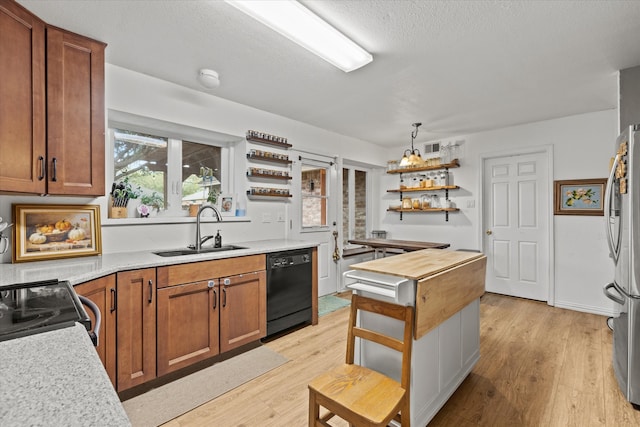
268,252,311,269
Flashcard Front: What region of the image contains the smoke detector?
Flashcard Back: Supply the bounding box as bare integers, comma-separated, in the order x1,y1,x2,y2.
197,69,220,89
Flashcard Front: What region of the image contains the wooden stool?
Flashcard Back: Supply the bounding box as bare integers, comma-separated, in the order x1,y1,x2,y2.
308,293,414,426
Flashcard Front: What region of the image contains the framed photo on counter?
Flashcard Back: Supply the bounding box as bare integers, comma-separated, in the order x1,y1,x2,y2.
12,204,102,263
219,194,236,217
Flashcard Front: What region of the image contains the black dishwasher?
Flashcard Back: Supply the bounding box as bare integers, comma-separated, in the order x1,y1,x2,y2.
266,248,313,337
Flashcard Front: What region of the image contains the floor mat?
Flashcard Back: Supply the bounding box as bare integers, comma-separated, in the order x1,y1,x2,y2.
122,346,288,426
318,294,351,316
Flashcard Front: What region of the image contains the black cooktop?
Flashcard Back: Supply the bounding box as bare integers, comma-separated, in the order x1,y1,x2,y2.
0,279,91,342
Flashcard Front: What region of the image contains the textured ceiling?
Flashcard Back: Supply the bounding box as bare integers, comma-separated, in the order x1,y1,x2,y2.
17,0,640,147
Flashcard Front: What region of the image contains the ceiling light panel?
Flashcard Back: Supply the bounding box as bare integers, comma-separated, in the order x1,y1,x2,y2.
225,0,372,72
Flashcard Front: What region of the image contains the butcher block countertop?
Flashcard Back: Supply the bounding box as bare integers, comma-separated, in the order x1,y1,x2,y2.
348,248,484,281
350,249,487,339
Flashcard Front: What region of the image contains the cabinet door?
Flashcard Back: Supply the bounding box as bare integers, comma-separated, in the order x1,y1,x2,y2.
0,0,46,194
75,275,117,387
46,26,105,196
157,280,220,377
220,271,266,353
116,268,156,391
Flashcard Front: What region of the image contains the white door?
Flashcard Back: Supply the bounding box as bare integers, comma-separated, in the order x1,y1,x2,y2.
482,151,551,301
289,152,339,296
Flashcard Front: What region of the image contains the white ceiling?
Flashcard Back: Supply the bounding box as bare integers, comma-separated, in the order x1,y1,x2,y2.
17,0,640,147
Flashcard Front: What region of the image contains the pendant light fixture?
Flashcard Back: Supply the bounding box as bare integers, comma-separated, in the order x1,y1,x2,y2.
399,122,424,168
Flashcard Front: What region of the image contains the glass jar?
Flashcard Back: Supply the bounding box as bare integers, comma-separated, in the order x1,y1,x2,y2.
421,195,430,209
430,194,440,209
412,198,421,209
411,176,420,188
440,170,449,186
439,143,450,165
387,160,398,172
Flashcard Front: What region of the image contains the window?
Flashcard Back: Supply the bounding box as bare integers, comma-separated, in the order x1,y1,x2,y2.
111,127,223,216
301,163,329,228
342,166,368,246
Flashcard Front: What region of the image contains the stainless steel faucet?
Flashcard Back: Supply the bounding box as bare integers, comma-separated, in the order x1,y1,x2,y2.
195,205,223,251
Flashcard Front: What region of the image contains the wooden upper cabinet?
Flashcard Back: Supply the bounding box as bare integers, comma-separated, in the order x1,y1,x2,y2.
46,26,106,196
0,0,106,196
0,0,46,194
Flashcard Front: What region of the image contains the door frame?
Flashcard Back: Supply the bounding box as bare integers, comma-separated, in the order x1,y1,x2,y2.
288,150,339,296
478,144,555,305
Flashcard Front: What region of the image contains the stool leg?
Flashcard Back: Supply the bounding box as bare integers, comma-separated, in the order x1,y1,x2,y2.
309,389,319,426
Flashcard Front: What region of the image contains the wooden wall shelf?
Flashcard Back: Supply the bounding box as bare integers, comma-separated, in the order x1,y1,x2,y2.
246,136,292,149
246,153,292,165
247,191,292,198
387,185,459,193
387,159,460,174
247,172,292,181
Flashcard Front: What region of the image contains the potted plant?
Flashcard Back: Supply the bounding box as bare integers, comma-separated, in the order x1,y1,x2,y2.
200,166,220,208
110,177,142,218
140,192,164,217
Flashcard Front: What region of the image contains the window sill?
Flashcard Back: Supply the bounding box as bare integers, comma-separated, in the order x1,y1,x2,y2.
102,216,251,227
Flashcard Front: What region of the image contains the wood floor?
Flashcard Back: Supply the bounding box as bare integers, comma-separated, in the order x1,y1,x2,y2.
164,293,640,426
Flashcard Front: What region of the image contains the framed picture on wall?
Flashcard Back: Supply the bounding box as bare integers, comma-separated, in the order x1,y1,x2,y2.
553,179,606,216
13,204,102,263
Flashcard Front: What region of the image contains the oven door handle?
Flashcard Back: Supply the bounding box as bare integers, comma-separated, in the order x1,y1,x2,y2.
78,295,101,346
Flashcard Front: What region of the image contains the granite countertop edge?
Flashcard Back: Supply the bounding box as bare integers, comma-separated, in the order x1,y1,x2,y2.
0,323,131,426
0,239,319,287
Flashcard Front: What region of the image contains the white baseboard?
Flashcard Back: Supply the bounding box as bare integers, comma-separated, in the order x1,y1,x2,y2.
553,300,615,317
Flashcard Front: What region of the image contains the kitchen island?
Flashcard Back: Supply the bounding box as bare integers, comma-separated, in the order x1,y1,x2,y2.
346,249,487,426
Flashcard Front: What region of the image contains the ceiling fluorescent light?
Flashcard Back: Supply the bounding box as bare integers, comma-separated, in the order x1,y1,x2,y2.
225,0,372,72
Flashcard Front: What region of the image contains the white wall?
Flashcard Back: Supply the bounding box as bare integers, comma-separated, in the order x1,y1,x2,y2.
0,64,388,263
0,64,620,317
382,109,618,316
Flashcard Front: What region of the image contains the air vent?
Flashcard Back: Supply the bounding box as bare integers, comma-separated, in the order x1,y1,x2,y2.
424,142,440,154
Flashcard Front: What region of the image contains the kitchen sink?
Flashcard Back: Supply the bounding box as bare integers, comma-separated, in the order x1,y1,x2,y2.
153,245,247,257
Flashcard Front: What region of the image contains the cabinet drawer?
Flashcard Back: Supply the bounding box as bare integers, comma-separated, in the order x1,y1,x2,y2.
157,254,266,288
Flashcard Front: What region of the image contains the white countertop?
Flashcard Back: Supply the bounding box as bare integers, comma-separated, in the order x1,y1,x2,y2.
0,323,131,426
0,239,318,287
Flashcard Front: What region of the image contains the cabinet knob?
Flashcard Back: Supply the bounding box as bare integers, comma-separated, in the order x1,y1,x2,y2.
486,230,492,235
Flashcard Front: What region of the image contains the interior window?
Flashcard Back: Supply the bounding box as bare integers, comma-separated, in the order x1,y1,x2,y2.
342,166,368,246
301,164,328,228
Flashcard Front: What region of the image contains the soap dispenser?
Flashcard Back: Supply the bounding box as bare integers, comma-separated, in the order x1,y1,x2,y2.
214,230,222,248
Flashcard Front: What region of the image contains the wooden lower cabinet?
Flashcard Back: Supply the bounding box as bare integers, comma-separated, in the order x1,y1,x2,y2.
220,271,266,353
75,275,117,386
157,280,220,376
73,254,270,390
156,255,267,376
116,268,156,392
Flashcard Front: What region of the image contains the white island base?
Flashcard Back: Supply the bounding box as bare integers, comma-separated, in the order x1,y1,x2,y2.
347,249,486,426
358,298,480,426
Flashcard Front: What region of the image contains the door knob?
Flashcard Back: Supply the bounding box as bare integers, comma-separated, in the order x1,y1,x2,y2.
486,230,492,235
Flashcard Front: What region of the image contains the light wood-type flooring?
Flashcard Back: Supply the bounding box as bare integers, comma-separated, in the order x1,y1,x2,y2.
164,293,640,426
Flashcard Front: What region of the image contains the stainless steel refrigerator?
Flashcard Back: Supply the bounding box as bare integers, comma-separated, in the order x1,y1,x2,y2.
604,124,640,407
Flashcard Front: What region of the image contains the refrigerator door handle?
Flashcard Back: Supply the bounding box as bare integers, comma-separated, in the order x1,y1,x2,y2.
604,282,625,305
604,154,621,263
